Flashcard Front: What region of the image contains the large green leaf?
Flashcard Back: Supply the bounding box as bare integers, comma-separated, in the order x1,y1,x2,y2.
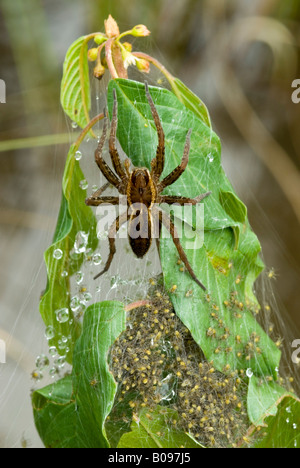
254,395,300,448
33,301,126,448
106,79,280,379
172,77,211,128
32,376,78,448
60,36,91,129
72,300,126,447
247,376,291,426
39,141,98,362
117,407,204,448
245,376,300,448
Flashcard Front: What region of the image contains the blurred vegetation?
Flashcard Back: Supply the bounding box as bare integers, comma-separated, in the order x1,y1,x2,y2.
0,0,300,331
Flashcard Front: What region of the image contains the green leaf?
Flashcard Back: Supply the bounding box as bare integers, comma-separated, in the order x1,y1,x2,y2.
254,395,300,448
33,301,126,448
172,77,211,128
32,376,78,448
106,79,280,378
72,300,126,448
247,375,296,426
219,191,247,224
60,36,91,129
247,376,300,448
117,407,204,448
39,142,98,362
219,190,247,249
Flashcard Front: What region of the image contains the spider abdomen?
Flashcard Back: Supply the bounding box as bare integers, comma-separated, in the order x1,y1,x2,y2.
129,236,152,258
128,207,152,258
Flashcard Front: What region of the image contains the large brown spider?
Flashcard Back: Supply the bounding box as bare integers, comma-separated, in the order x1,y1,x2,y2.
85,82,211,290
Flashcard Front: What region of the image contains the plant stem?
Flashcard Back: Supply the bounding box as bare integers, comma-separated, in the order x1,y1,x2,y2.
74,111,104,149
0,133,74,152
105,38,119,79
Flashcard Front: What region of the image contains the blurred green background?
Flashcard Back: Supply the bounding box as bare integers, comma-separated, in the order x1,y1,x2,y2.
0,0,300,448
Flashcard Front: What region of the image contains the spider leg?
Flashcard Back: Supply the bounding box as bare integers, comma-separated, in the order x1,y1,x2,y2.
94,210,129,280
85,196,120,207
145,81,165,179
158,209,206,291
94,109,124,190
158,129,192,191
159,192,211,205
85,181,110,205
109,89,127,183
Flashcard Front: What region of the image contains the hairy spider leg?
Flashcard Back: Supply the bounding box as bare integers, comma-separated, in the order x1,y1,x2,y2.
93,210,130,279
109,89,127,182
85,182,118,206
157,208,206,291
85,196,120,207
94,109,123,190
160,192,212,205
158,129,191,191
145,81,165,179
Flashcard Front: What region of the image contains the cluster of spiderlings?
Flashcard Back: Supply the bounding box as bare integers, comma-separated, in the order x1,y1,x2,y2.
208,289,295,393
108,287,249,448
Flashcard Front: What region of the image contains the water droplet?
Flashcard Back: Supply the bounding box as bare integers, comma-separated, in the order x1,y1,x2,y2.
45,325,55,340
286,406,292,413
57,335,69,349
49,346,57,357
49,366,59,378
53,248,63,260
35,354,49,369
75,150,82,161
93,253,102,265
76,270,84,284
286,418,290,423
158,374,176,401
246,368,253,378
82,291,92,303
55,307,69,323
74,231,89,254
70,295,80,311
61,270,68,277
207,152,214,162
78,302,87,314
293,423,297,429
55,355,66,368
71,121,78,129
84,247,93,260
79,179,88,190
110,275,125,289
97,229,108,240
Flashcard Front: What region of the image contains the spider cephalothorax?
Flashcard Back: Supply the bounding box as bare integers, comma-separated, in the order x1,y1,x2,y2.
85,82,211,290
